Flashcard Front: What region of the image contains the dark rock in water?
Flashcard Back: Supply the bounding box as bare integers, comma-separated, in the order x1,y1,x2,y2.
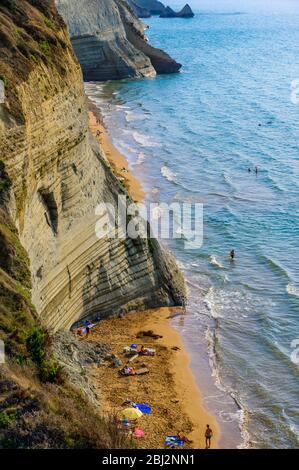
160,6,177,18
134,0,166,15
128,1,194,20
127,0,151,18
160,3,195,18
177,4,195,18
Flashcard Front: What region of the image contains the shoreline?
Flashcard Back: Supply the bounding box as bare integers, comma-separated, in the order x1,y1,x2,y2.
88,100,144,203
87,105,221,449
88,308,220,449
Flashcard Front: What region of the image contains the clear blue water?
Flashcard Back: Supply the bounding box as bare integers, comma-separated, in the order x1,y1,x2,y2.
86,12,299,448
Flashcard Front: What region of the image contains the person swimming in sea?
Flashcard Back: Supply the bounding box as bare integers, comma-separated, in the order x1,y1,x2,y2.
230,249,235,260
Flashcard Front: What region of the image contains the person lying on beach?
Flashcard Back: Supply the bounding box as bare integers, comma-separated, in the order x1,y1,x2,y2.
75,328,84,337
177,431,193,444
205,424,213,449
121,364,136,376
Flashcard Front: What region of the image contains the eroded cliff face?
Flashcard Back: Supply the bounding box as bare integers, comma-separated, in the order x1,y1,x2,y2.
0,0,185,332
117,0,181,74
56,0,181,80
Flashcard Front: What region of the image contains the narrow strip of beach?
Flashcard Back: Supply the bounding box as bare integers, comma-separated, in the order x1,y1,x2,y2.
88,101,144,203
88,308,220,449
87,105,220,449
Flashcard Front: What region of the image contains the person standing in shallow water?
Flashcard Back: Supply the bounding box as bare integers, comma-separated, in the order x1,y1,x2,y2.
230,249,235,260
205,424,213,449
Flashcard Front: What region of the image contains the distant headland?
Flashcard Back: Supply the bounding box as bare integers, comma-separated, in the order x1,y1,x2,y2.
127,1,195,19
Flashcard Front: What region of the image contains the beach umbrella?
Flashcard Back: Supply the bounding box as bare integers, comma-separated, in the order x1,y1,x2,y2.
121,407,143,420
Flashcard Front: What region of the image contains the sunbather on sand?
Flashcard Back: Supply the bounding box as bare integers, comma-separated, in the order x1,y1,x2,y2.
177,431,193,444
75,327,84,337
122,364,136,375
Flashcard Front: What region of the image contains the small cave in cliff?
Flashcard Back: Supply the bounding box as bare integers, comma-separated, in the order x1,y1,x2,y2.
39,189,59,235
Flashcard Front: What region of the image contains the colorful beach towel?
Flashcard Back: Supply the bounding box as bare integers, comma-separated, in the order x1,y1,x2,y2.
133,403,152,414
165,436,185,447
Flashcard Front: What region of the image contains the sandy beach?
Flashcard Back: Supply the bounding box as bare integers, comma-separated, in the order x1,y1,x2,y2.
86,107,220,449
87,308,219,449
88,102,144,203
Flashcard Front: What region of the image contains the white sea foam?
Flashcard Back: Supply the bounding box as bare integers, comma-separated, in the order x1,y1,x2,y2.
205,327,251,449
204,286,221,317
286,283,299,298
152,186,160,194
210,255,225,269
132,131,156,147
219,410,242,423
161,165,177,183
125,110,146,123
136,152,146,165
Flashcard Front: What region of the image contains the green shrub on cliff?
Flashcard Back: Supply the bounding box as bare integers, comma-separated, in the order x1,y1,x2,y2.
43,16,56,31
0,412,16,429
26,328,46,364
39,41,52,57
26,328,63,383
0,75,9,89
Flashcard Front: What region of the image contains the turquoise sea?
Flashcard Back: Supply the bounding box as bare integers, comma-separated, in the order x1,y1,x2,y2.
86,11,299,448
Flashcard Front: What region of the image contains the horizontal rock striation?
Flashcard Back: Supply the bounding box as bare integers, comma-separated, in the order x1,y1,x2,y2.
56,0,181,80
56,0,155,81
0,0,185,332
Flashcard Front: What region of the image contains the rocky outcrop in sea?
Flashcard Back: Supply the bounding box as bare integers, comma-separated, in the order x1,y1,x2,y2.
129,1,195,18
160,4,195,18
56,0,181,81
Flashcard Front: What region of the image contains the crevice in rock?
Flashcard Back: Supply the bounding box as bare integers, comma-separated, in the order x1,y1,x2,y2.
67,265,72,298
39,189,59,235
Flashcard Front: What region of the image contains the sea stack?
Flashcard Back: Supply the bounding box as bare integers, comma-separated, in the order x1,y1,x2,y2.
160,3,195,18
160,6,177,18
177,4,195,18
